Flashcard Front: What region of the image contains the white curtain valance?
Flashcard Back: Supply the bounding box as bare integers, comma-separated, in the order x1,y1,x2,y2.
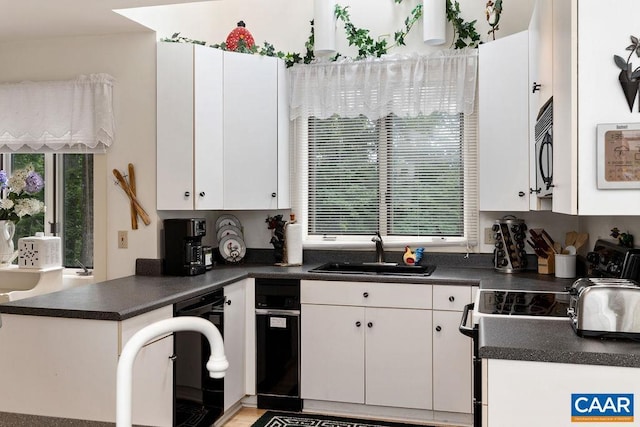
288,49,478,120
0,73,115,153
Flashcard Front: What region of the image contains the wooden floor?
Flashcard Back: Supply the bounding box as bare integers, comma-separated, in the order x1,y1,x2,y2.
221,407,267,427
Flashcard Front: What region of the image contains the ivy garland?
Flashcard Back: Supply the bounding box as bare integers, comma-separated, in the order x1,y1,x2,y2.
161,0,480,67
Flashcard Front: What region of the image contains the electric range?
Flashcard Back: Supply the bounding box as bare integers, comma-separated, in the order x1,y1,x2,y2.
473,288,571,321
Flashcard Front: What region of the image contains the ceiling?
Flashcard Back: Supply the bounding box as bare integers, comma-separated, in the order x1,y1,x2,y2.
0,0,207,42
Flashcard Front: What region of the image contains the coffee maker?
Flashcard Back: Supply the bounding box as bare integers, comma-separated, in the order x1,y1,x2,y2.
164,218,206,276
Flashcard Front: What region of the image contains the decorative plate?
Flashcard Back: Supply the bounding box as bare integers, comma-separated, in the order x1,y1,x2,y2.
218,234,246,263
215,214,241,231
217,224,244,242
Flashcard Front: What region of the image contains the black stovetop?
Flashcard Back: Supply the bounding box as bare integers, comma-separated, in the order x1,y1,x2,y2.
477,290,571,317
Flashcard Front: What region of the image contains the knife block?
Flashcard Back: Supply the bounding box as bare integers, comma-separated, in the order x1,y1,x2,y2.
538,253,555,274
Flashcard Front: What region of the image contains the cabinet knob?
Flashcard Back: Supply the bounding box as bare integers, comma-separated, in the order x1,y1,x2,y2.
449,296,455,302
363,292,369,298
226,299,231,305
199,192,205,197
169,355,177,361
367,322,373,328
532,82,542,93
271,192,277,198
355,321,361,327
435,326,442,332
518,191,525,197
184,191,190,197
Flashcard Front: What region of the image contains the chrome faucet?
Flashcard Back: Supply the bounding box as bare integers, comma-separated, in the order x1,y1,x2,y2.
372,232,384,263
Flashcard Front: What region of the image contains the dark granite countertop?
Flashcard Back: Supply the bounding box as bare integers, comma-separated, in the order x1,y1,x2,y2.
479,316,640,368
0,263,492,320
3,261,636,368
0,263,571,321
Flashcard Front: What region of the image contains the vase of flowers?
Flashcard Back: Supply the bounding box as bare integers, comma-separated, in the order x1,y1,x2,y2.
0,166,45,263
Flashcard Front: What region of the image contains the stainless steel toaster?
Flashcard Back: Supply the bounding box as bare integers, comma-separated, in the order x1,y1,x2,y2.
568,277,640,339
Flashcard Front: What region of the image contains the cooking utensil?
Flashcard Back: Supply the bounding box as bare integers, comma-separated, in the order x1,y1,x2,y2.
113,169,151,226
574,232,589,250
553,242,562,254
565,231,577,247
128,163,138,230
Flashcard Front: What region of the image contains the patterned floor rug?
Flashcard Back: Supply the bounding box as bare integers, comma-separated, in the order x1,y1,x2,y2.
251,411,436,427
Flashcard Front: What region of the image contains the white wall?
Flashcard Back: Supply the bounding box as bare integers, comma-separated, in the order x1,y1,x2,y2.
0,32,159,280
122,0,535,54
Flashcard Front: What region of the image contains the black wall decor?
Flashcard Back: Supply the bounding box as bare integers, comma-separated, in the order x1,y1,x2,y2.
613,35,640,112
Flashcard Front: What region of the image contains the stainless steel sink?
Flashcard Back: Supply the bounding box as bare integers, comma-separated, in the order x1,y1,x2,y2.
310,262,436,276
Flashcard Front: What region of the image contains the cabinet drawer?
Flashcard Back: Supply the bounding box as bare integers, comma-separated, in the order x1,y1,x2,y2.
433,285,473,311
301,280,431,309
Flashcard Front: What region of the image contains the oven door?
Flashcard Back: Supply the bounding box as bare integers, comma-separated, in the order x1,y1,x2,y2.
459,303,481,427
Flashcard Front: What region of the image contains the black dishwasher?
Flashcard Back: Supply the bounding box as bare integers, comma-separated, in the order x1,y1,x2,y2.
255,278,302,411
174,289,226,427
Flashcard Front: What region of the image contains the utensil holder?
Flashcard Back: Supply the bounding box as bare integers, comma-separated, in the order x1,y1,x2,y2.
537,254,555,275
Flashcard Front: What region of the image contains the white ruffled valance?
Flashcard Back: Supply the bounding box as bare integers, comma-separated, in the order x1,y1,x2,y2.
288,49,478,120
0,73,115,153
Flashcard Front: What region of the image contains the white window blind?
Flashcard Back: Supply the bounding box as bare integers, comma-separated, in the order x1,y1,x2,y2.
305,111,477,242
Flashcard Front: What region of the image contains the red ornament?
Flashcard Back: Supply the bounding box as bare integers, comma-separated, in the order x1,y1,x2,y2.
226,21,255,51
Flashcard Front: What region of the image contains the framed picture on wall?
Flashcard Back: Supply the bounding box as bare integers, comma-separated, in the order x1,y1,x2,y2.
597,123,640,189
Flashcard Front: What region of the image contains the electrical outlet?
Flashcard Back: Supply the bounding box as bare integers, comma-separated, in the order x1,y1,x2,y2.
484,227,496,245
118,230,128,249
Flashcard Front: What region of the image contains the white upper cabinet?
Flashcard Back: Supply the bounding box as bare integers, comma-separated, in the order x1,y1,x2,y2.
157,43,224,210
157,43,290,211
479,31,531,211
553,0,640,215
223,51,289,210
479,0,554,212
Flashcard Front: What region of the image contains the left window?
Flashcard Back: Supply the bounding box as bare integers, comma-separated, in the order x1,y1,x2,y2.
1,153,93,269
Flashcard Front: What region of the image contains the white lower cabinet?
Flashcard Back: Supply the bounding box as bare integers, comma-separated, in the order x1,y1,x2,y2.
223,280,247,411
365,307,432,409
0,306,174,425
432,285,474,414
301,280,433,410
302,304,432,409
301,304,366,404
301,280,474,420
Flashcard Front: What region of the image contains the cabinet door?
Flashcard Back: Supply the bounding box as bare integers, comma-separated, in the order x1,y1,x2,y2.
301,304,365,403
365,307,432,410
551,0,578,215
157,43,224,211
223,51,279,210
433,310,472,414
224,280,246,411
528,0,553,211
132,334,174,427
478,31,530,211
528,0,553,118
194,46,224,210
157,42,195,210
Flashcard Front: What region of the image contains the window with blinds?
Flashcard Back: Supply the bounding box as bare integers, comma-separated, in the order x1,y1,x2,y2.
306,111,478,242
